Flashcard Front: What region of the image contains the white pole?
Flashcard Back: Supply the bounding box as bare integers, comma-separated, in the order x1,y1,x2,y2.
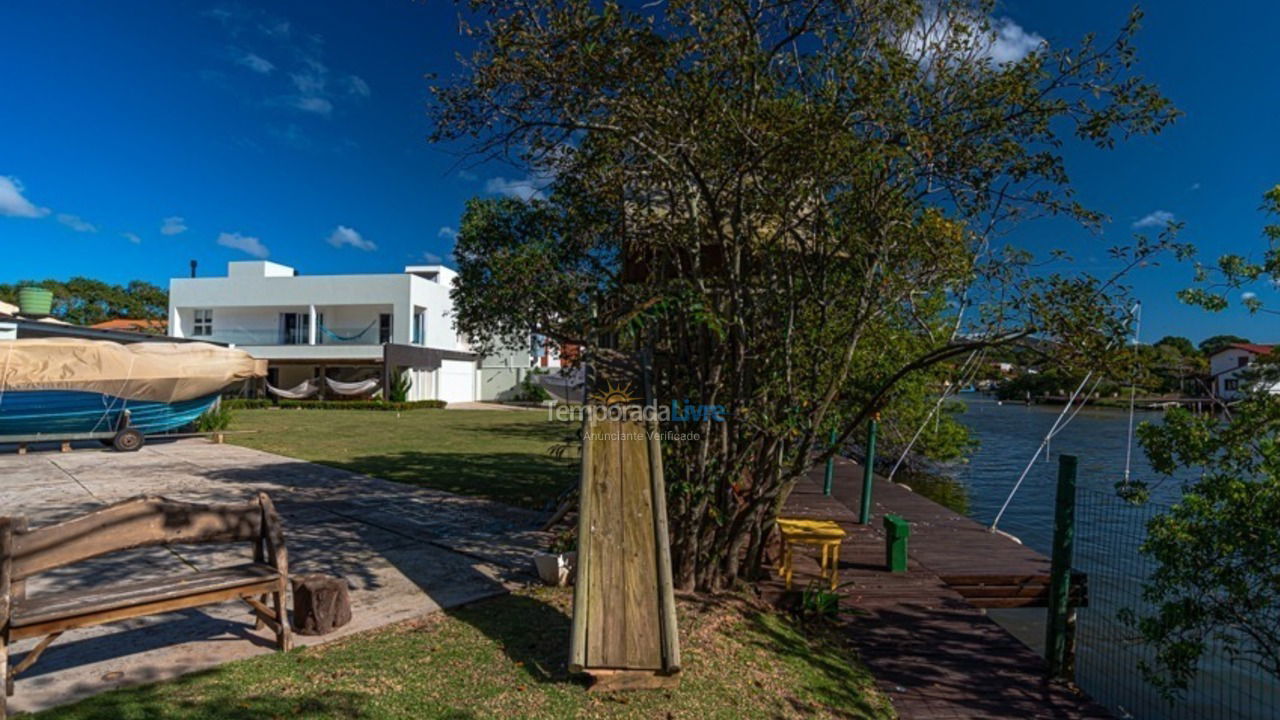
1123,302,1142,483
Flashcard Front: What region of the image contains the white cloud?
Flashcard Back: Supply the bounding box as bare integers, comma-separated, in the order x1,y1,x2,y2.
234,50,274,74
122,232,142,244
207,8,365,117
56,213,98,233
288,96,332,115
486,176,549,201
437,226,458,240
217,231,270,258
903,12,1045,67
326,225,376,251
458,170,478,182
259,19,290,38
160,216,188,235
290,61,327,95
1132,210,1175,229
1190,182,1202,191
421,251,443,264
1242,291,1258,301
0,176,49,218
344,75,370,97
986,18,1046,64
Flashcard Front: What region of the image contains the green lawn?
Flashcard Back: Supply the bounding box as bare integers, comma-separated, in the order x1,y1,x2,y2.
32,587,894,720
226,408,577,509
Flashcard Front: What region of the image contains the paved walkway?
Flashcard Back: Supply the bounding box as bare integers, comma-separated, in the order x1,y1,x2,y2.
0,439,549,715
770,458,1111,719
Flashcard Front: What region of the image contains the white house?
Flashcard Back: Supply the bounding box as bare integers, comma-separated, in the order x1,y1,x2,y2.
1208,342,1280,400
169,261,522,403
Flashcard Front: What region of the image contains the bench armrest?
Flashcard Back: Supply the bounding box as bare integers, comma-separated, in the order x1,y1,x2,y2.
257,494,288,577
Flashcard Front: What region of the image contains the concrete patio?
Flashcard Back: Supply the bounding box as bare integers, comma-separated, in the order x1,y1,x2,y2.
0,439,550,715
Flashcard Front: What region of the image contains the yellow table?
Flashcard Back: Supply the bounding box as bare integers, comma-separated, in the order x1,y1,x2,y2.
776,517,847,590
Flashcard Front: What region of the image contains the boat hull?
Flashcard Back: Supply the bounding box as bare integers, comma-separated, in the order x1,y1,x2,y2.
0,390,219,437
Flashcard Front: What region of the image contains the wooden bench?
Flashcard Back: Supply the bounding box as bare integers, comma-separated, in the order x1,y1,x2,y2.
1,494,291,718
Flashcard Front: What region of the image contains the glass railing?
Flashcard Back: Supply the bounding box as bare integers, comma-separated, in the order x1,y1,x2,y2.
202,326,386,346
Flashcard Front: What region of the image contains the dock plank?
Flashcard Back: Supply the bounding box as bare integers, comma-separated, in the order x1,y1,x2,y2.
766,457,1111,720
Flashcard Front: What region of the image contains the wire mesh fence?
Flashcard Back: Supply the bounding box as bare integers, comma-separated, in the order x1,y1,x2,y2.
1074,487,1278,720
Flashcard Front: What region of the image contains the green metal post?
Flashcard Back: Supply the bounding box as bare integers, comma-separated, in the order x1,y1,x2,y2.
859,416,879,524
823,429,837,495
1045,454,1078,680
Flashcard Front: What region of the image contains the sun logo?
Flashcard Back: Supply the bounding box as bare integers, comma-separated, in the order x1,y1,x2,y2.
590,381,638,406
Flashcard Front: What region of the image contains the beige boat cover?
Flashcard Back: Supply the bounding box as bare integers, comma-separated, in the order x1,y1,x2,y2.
0,339,267,403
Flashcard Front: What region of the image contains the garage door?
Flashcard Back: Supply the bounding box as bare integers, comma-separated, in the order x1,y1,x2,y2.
438,360,476,403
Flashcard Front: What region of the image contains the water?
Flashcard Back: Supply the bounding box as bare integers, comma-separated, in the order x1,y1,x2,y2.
945,395,1277,720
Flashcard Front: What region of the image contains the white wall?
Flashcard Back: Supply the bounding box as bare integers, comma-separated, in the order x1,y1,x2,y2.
171,261,460,351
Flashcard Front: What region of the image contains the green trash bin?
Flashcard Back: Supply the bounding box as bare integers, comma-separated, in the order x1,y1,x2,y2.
883,514,909,572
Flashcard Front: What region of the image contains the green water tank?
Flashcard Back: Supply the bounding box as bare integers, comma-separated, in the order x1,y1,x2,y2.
17,286,53,316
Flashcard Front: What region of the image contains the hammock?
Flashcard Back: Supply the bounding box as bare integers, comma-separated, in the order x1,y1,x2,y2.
324,376,380,396
266,379,319,399
319,319,378,343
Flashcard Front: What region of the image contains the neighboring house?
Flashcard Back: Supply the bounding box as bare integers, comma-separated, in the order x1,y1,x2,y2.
2,302,184,344
168,261,487,403
1208,343,1280,400
91,318,168,334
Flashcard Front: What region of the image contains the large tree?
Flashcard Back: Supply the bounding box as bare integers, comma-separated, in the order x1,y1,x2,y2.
432,0,1180,590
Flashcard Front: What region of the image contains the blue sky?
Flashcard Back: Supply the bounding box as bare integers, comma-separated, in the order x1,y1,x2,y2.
0,1,1276,344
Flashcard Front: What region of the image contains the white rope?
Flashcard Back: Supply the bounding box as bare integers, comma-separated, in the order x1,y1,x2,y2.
91,353,138,433
989,370,1101,532
1123,302,1142,483
886,349,983,482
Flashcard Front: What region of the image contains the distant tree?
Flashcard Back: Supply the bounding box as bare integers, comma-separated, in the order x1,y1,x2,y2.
0,278,168,327
435,0,1180,590
1154,335,1197,357
1197,334,1251,357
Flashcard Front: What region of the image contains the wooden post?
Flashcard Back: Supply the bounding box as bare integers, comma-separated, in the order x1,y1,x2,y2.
1045,454,1077,680
822,429,837,496
567,414,594,674
859,416,879,524
647,418,681,673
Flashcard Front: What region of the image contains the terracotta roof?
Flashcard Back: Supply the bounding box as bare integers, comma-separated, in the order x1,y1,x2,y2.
89,318,168,332
1219,342,1276,356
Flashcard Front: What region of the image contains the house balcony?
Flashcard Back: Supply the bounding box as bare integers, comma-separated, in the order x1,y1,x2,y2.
205,326,385,347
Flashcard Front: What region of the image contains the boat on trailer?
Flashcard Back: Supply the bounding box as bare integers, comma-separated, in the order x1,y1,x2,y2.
0,338,266,451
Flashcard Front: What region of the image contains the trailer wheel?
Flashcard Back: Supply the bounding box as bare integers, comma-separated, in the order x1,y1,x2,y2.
112,428,145,452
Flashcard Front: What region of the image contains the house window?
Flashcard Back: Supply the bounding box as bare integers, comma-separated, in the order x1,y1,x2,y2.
192,309,213,337
1238,356,1250,368
379,313,392,344
412,309,426,345
1224,379,1239,392
280,312,311,345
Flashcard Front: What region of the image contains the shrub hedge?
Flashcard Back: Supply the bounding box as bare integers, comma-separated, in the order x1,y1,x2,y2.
223,398,447,411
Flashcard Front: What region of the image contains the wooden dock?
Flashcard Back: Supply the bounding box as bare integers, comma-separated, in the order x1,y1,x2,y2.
766,457,1109,719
